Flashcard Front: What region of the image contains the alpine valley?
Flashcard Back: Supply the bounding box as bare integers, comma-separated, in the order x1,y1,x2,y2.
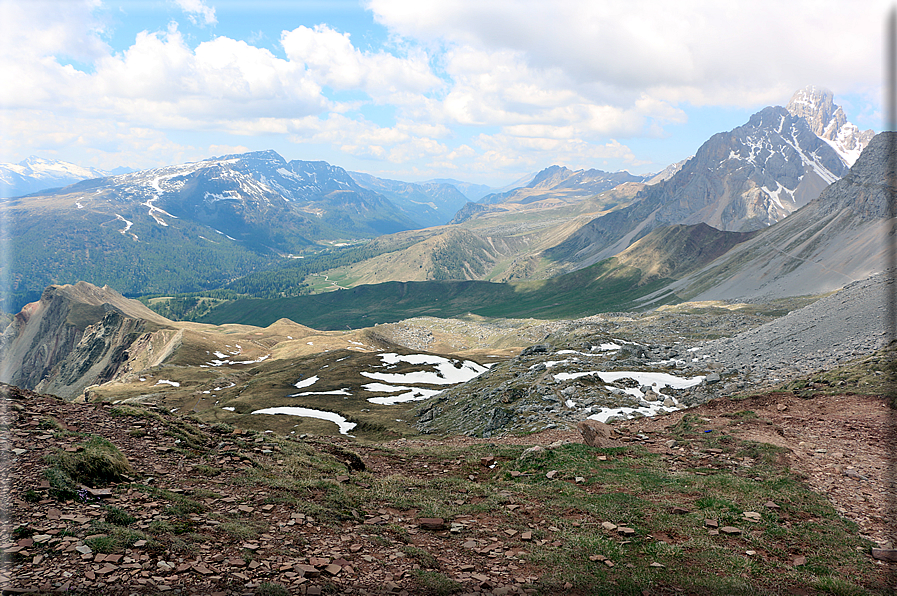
2,87,896,594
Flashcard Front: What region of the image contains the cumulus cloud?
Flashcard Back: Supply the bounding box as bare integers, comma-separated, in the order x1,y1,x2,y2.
367,0,887,107
1,0,885,180
174,0,217,26
281,25,441,100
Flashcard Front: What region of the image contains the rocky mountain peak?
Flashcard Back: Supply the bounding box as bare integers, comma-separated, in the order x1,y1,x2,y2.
528,165,573,188
786,86,837,134
786,86,874,166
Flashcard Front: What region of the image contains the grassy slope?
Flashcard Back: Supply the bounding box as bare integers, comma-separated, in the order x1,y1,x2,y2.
197,259,679,329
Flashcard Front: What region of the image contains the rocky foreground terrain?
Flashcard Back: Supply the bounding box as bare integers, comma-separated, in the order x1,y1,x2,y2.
1,367,894,595
1,272,896,594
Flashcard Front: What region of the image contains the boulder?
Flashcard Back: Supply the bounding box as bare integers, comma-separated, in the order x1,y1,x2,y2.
576,419,623,448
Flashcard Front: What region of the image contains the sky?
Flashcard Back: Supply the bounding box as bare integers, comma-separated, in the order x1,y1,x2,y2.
0,0,888,187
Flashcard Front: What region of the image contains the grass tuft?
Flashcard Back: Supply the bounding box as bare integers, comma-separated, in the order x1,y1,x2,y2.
46,435,133,488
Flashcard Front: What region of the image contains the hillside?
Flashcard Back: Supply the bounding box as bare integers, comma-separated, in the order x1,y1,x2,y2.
450,165,648,224
297,182,649,291
2,356,891,594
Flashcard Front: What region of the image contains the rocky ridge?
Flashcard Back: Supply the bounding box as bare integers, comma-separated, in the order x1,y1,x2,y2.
0,283,173,400
415,269,890,438
659,132,895,302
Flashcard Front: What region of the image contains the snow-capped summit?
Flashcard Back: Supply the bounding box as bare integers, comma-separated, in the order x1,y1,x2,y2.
0,156,111,198
786,86,874,166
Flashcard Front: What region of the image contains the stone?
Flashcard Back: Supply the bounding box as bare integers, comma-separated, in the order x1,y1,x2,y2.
793,555,807,566
871,548,897,562
719,526,742,535
546,470,558,479
419,518,446,531
519,446,546,461
576,419,622,448
764,501,780,509
704,519,718,528
296,564,319,578
601,522,617,531
670,506,689,515
85,487,112,499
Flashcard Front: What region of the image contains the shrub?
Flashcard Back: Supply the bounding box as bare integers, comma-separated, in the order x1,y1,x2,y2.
45,467,79,501
412,570,463,595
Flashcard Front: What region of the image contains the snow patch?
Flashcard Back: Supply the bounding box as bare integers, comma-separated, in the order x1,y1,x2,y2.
294,376,319,389
250,406,356,435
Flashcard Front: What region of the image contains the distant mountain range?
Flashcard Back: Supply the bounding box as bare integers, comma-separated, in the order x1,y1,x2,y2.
0,156,130,198
347,172,472,228
0,151,426,310
192,129,893,329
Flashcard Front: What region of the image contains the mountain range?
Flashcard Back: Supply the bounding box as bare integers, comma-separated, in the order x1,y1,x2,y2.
0,87,876,318
0,156,124,198
193,128,891,329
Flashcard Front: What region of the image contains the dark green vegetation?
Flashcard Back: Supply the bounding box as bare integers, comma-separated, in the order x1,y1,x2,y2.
136,237,422,319
197,258,679,329
140,222,756,329
2,206,274,312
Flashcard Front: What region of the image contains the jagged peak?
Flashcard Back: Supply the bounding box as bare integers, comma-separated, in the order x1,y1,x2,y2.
785,86,873,166
786,86,837,134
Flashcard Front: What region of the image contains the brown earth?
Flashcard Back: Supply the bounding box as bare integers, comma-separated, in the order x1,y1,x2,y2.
1,384,894,595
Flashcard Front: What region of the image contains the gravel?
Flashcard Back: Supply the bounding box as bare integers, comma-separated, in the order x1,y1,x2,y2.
695,272,891,382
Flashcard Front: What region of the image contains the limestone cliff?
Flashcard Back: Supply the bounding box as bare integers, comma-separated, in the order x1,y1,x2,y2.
0,282,173,399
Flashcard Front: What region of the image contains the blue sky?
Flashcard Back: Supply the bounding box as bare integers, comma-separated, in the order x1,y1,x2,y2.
0,0,887,186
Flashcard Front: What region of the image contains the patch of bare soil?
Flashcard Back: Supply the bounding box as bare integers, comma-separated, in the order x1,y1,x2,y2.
620,391,896,548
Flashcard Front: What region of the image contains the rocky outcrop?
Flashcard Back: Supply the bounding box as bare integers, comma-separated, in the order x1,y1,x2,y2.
0,282,172,399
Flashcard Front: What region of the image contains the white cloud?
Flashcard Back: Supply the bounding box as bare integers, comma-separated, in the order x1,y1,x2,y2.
1,0,885,182
281,25,441,101
367,0,888,108
174,0,217,26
